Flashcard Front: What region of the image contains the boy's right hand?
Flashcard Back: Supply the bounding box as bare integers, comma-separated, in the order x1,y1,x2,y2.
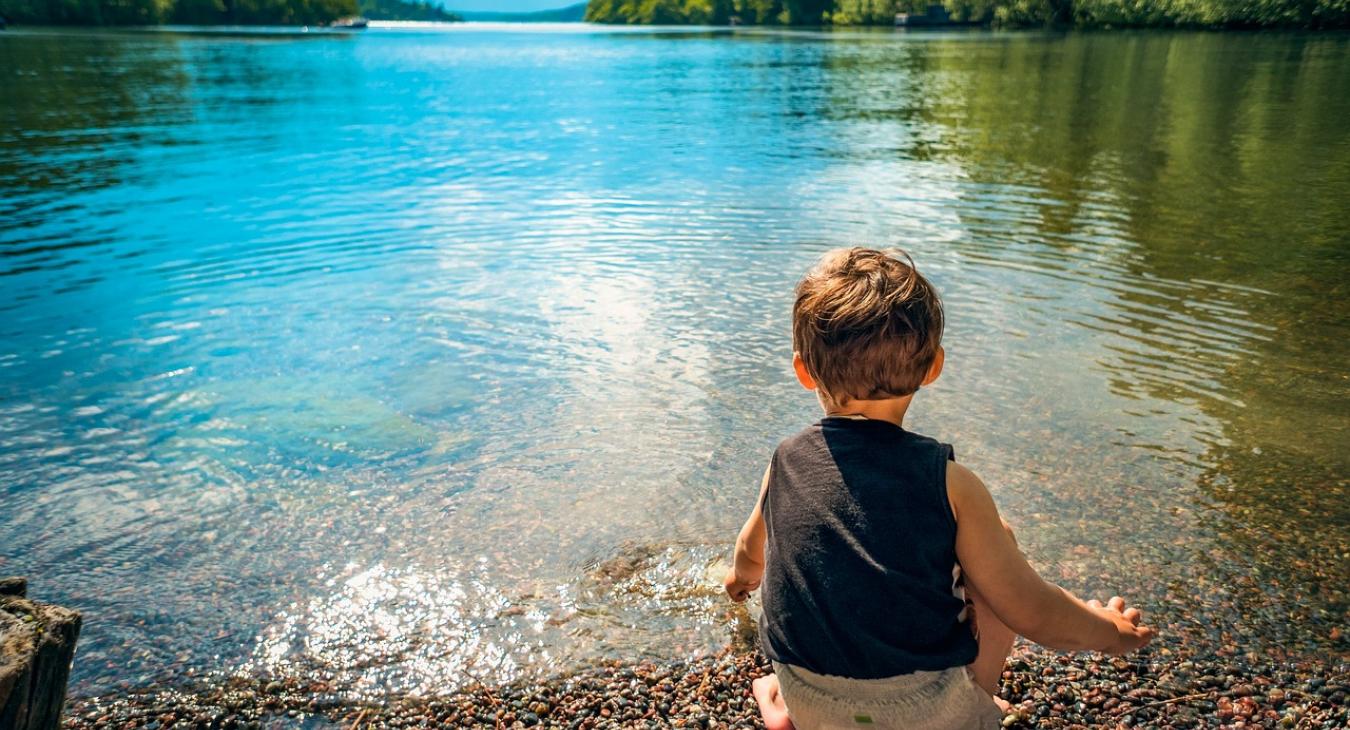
1088,596,1155,655
724,568,760,603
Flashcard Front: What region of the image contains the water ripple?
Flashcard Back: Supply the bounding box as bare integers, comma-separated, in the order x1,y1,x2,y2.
1,26,1347,696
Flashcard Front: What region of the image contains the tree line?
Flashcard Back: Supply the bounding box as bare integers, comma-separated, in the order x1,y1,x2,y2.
0,0,461,25
359,0,459,21
583,0,1350,27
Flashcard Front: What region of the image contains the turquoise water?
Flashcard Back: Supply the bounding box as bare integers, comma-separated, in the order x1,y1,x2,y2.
1,25,1347,698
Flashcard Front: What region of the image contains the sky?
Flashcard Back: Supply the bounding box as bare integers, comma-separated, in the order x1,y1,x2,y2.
447,0,577,10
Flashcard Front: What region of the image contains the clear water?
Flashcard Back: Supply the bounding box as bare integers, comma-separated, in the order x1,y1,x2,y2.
1,25,1347,698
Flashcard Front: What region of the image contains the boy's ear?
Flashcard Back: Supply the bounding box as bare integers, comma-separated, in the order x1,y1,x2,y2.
921,346,944,386
792,352,817,391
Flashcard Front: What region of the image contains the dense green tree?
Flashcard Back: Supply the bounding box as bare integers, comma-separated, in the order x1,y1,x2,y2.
585,0,1350,25
358,0,460,21
736,0,783,23
0,0,357,24
170,0,227,23
586,0,732,23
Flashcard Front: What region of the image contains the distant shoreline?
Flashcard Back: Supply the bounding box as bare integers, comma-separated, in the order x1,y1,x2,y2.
581,19,1350,30
582,0,1350,30
456,2,587,22
0,0,461,28
10,20,1350,31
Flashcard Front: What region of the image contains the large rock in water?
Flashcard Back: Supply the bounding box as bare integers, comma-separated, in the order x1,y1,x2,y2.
0,579,81,730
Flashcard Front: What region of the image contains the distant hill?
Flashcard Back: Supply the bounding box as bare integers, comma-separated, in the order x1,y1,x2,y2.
454,2,586,21
360,0,463,21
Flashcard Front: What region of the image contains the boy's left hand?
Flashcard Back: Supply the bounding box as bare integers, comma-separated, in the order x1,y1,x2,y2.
724,569,760,602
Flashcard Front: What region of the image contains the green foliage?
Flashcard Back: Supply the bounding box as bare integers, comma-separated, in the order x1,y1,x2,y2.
171,0,228,23
458,2,583,21
5,0,176,23
585,0,735,23
358,0,460,21
584,0,842,23
0,0,359,24
826,0,931,24
585,0,1349,25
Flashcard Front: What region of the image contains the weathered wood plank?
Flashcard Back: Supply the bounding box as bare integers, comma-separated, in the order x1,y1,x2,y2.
0,580,81,730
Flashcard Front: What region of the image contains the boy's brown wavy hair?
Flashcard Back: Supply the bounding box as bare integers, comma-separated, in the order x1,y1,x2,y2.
792,248,944,404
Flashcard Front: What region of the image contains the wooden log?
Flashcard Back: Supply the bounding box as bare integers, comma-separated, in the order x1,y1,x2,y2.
0,579,81,730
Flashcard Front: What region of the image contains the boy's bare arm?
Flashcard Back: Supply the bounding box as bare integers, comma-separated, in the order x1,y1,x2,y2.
724,463,772,602
948,462,1154,655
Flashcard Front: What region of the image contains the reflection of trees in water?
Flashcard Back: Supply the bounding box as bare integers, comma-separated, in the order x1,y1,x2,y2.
814,39,949,161
0,32,339,293
0,32,194,307
0,33,191,204
1109,37,1350,654
0,31,341,203
827,32,1349,653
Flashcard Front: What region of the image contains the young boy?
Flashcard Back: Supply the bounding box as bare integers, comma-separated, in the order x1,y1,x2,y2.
724,248,1154,729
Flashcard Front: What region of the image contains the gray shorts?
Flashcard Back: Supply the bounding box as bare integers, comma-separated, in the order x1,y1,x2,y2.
773,661,1002,730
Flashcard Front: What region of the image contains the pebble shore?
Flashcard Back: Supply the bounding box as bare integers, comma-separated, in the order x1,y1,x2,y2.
65,643,1347,729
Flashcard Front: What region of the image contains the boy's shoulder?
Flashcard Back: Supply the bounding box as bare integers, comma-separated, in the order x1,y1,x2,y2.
774,419,951,459
774,421,824,452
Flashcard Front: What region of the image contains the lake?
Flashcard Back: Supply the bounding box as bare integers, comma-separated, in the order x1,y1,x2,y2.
1,24,1347,699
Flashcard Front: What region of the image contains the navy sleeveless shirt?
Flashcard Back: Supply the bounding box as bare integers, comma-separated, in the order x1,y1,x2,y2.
758,416,979,679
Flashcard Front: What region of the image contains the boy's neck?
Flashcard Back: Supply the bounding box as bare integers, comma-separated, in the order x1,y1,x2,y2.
822,393,915,428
